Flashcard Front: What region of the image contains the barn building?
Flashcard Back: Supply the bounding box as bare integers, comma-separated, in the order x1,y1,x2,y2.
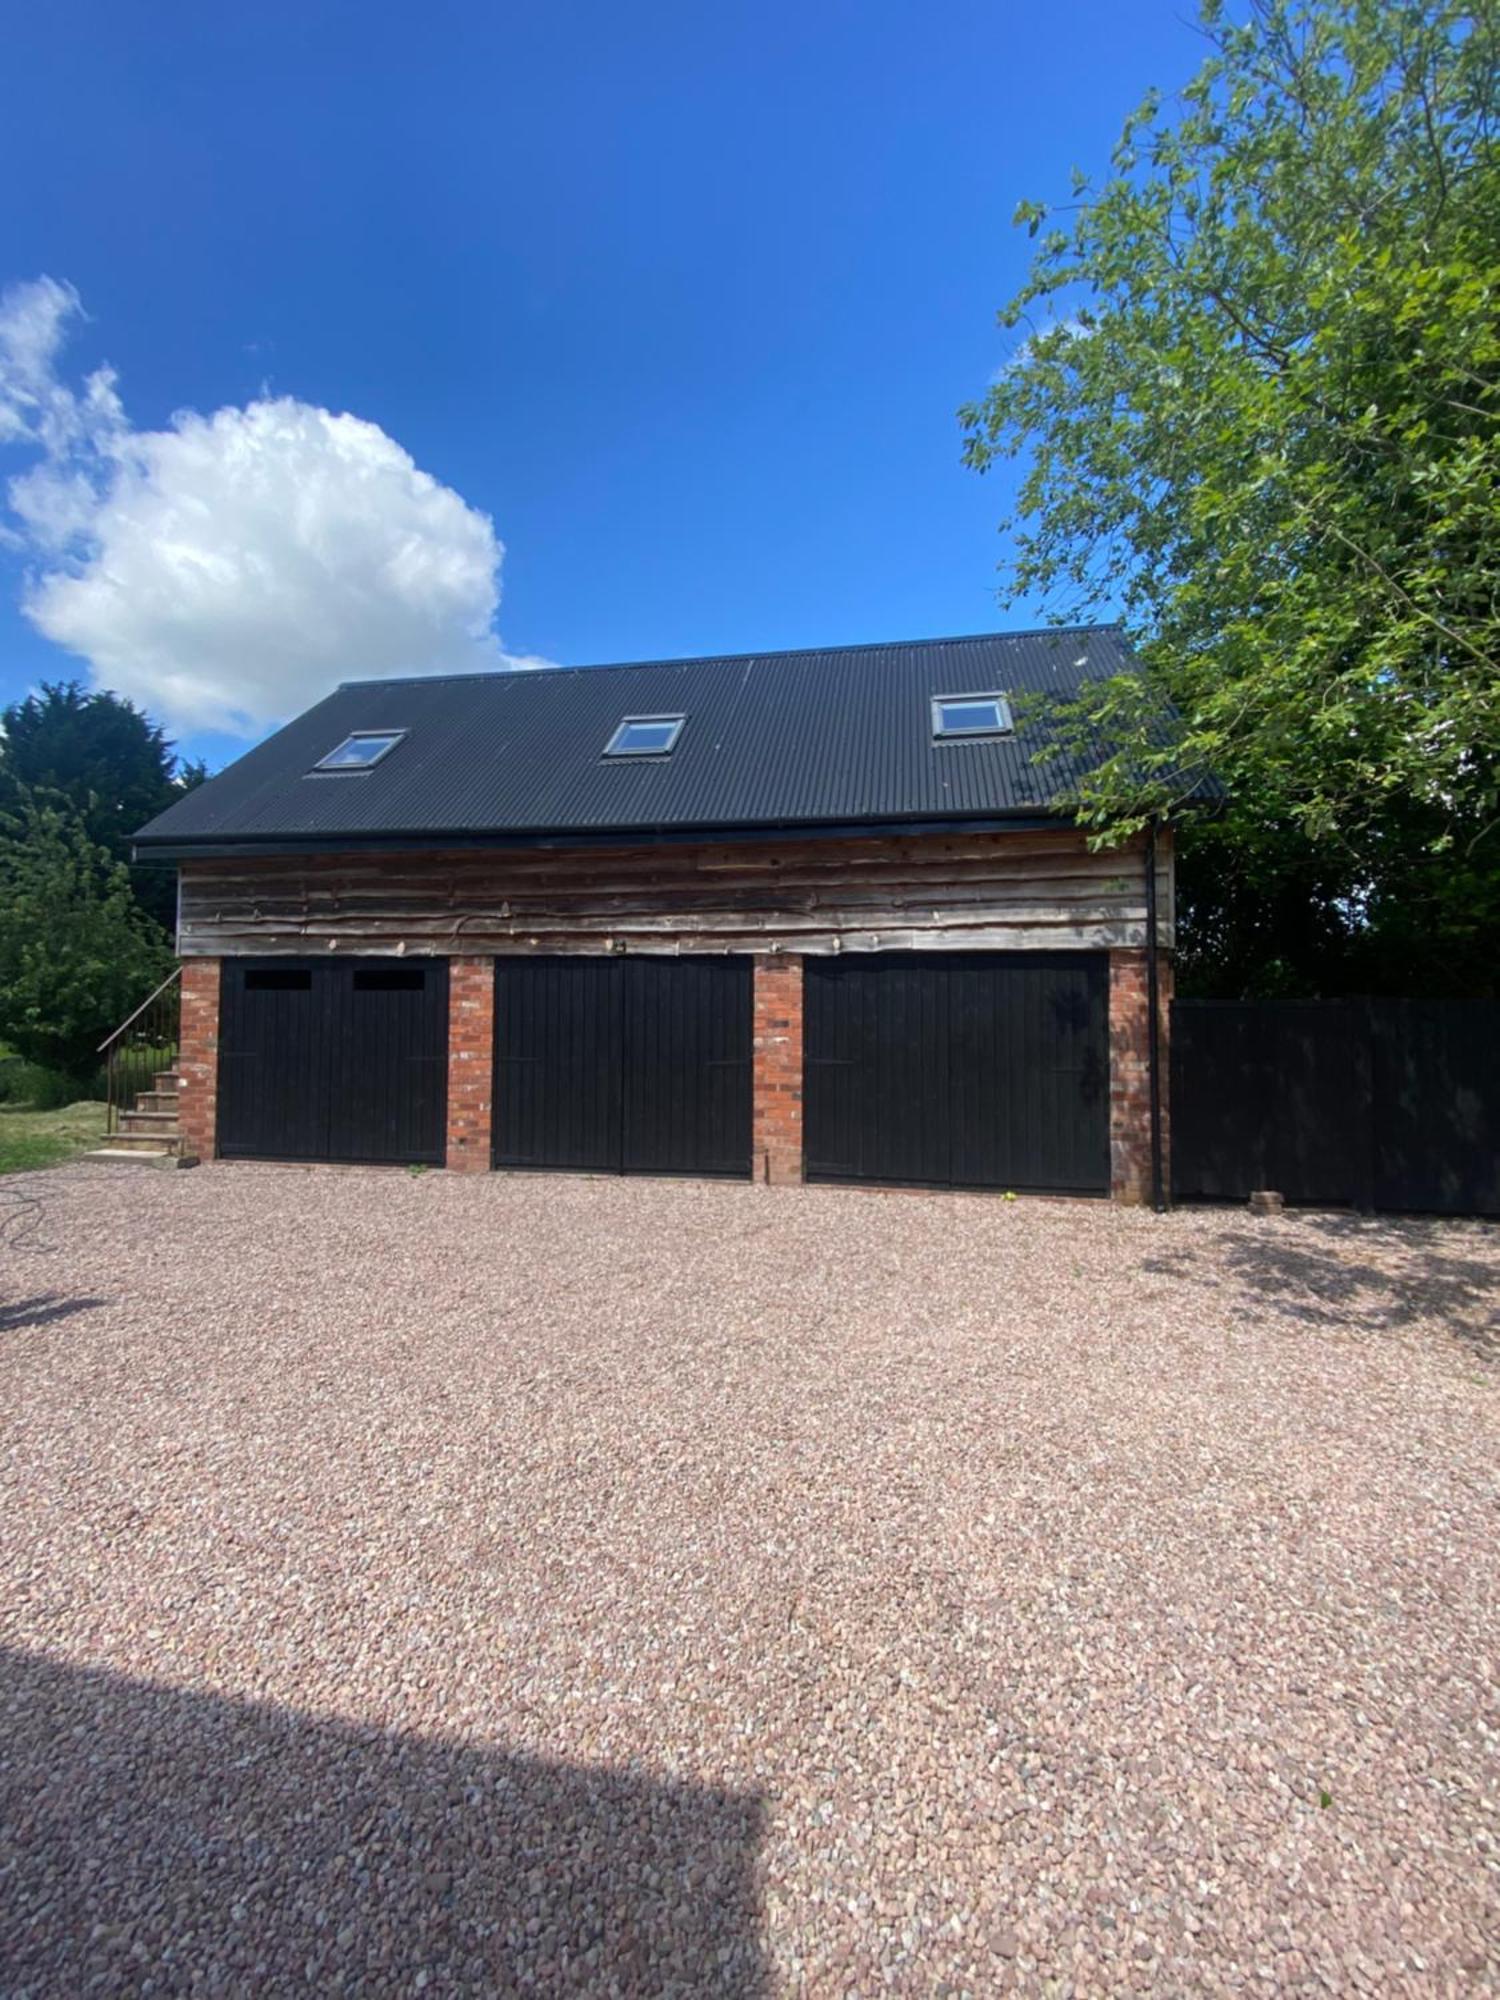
132,628,1176,1200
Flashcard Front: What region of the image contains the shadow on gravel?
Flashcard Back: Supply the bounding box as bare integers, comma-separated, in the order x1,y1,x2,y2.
1148,1213,1499,1361
0,1292,105,1334
0,1646,768,1996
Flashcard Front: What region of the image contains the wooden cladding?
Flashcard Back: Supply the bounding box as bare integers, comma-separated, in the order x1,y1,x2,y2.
176,827,1174,960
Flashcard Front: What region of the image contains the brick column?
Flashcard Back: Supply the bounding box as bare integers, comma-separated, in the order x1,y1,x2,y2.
446,956,495,1172
752,954,804,1185
177,957,222,1162
1108,948,1172,1203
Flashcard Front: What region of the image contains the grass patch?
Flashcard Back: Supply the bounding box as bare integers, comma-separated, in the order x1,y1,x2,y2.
0,1100,106,1175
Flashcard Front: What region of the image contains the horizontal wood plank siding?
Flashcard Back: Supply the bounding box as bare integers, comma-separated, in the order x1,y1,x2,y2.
177,828,1175,959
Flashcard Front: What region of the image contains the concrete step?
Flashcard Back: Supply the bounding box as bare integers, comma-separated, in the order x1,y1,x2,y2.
97,1131,184,1155
81,1147,198,1170
118,1109,180,1134
134,1089,179,1112
154,1070,183,1092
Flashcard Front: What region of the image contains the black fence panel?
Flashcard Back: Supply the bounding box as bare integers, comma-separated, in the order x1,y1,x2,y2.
805,951,1110,1195
1169,1002,1361,1206
1372,1001,1500,1217
218,958,448,1166
493,957,753,1179
1171,998,1500,1216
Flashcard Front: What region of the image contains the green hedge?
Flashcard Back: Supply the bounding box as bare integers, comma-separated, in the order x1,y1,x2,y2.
0,1055,107,1108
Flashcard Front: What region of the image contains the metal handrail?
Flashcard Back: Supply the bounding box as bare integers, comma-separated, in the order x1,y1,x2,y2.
98,967,182,1056
99,967,183,1138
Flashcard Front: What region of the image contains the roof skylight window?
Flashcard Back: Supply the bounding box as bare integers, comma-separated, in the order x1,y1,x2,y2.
931,693,1013,740
604,715,685,757
310,730,406,774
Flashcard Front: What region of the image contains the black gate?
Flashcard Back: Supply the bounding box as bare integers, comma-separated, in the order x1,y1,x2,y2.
804,951,1110,1194
493,956,752,1178
219,958,449,1165
1171,998,1500,1216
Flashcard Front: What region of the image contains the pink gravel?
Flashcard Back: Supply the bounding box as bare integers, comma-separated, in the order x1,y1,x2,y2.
1,1161,1497,1996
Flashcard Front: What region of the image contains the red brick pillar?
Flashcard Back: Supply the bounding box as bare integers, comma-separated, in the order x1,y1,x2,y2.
752,954,804,1185
446,956,495,1172
1108,948,1172,1203
177,958,221,1162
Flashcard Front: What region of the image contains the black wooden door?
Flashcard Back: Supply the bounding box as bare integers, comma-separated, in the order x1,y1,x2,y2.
493,957,622,1173
218,958,448,1165
493,957,753,1177
620,959,754,1177
804,952,1110,1194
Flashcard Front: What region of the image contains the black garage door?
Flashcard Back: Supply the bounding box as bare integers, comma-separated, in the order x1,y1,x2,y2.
494,957,752,1178
805,951,1109,1194
218,958,449,1165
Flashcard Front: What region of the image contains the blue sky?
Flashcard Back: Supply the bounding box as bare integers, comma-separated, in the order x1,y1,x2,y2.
0,1,1203,770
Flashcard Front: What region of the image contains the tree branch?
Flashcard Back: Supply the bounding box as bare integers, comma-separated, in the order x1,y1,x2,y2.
1319,521,1495,672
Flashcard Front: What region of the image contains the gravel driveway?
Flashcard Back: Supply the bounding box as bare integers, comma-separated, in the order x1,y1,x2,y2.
1,1164,1497,1996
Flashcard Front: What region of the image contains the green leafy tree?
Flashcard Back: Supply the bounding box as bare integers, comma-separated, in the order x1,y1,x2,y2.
961,0,1499,995
0,681,182,857
0,792,173,1080
0,680,206,936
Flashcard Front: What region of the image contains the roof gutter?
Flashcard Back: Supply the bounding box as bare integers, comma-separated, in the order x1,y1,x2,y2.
132,809,1085,865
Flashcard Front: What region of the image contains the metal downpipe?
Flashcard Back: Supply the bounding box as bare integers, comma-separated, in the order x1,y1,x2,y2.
1145,821,1166,1213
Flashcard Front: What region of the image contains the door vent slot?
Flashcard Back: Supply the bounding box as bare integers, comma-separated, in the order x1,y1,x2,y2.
353,968,425,992
245,968,312,992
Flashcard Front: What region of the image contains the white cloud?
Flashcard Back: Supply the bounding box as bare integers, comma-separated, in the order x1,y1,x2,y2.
994,313,1094,381
0,277,546,736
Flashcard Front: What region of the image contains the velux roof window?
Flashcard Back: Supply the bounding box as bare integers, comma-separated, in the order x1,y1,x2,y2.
310,730,406,774
931,693,1013,740
604,715,685,757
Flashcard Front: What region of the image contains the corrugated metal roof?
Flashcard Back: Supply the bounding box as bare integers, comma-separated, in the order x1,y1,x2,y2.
135,627,1153,852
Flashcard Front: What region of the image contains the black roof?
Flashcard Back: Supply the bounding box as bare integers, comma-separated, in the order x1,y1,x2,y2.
135,626,1146,856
